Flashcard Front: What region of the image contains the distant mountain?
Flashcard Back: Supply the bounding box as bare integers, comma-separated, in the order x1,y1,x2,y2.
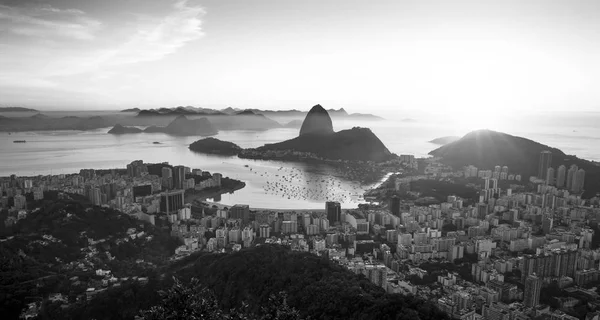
189,137,242,155
348,113,385,120
235,109,258,116
253,105,393,162
29,113,49,119
165,115,218,136
143,125,165,133
121,108,141,112
220,107,240,114
108,124,143,134
135,107,225,117
283,119,303,128
327,108,349,117
299,104,334,136
429,129,600,198
428,136,460,145
0,107,37,112
256,108,384,120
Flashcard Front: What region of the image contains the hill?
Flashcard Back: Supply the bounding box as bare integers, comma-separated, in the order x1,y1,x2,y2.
283,119,303,128
0,195,179,319
120,108,141,112
108,124,143,134
64,245,448,320
299,104,334,136
429,129,600,198
258,127,393,162
189,137,242,155
164,115,218,136
248,105,393,162
173,245,448,320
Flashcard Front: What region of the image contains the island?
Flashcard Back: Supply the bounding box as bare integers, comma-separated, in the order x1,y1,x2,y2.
107,124,143,134
428,136,460,145
188,137,242,156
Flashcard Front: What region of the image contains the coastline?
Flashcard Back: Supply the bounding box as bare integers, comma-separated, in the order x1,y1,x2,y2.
185,180,246,204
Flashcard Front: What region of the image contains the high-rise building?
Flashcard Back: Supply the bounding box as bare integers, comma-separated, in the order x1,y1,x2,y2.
566,165,578,191
160,189,184,214
13,194,27,210
546,167,555,185
173,165,186,190
390,195,400,217
162,167,173,189
538,151,552,179
556,165,566,188
127,160,147,178
326,201,342,223
572,169,586,193
523,274,542,307
259,224,270,238
229,204,250,224
542,216,553,235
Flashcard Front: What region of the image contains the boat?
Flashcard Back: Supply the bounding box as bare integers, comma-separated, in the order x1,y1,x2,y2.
13,140,26,143
152,141,161,144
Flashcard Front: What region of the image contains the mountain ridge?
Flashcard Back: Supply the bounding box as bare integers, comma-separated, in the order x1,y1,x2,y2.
429,129,600,198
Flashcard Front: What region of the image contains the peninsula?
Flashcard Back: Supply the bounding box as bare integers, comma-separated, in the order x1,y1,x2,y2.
240,104,394,163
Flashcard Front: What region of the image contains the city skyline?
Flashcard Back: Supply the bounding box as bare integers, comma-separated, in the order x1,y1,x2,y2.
1,0,600,115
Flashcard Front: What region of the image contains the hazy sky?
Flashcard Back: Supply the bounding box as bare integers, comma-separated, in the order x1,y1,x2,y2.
1,0,599,114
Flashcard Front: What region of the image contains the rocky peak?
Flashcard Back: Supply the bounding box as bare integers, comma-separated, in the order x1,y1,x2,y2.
299,104,334,136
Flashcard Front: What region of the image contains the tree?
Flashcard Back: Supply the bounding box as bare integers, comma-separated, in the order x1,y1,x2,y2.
140,277,301,320
140,277,226,320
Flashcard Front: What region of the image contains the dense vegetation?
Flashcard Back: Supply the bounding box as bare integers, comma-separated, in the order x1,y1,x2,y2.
173,245,448,320
0,197,179,319
56,245,449,320
409,180,478,203
429,129,600,198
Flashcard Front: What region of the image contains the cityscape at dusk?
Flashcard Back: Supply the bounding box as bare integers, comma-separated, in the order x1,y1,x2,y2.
2,1,600,320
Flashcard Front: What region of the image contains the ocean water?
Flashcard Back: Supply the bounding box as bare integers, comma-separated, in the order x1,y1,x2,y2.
1,111,599,209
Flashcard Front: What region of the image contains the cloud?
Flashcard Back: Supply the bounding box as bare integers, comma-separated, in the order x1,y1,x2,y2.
0,4,101,40
0,0,205,99
102,0,205,66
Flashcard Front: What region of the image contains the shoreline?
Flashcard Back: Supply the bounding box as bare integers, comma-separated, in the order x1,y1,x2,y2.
185,180,246,204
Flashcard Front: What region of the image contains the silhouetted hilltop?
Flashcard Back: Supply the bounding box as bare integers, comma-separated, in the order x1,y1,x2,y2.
108,124,143,134
428,136,460,145
189,137,242,155
299,104,334,136
429,129,600,197
169,245,448,320
259,127,392,162
244,105,392,162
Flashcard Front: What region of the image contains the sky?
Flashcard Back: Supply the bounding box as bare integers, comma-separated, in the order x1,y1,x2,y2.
1,0,599,116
